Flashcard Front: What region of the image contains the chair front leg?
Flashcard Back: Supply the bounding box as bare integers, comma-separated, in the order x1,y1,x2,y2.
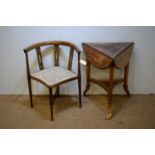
77,52,82,108
78,77,82,108
49,88,54,121
27,76,33,108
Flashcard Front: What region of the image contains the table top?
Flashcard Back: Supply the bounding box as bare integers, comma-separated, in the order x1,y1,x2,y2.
82,42,134,58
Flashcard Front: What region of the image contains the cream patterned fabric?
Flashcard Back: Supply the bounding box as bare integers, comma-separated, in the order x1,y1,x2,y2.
31,66,77,87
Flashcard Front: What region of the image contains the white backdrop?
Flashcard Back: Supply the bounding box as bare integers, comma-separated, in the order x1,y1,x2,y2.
0,26,155,94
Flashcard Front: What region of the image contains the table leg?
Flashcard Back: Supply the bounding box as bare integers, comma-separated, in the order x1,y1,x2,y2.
105,65,114,120
84,60,91,96
123,63,130,97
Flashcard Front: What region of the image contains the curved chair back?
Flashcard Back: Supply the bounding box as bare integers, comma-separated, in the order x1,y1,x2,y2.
23,41,81,77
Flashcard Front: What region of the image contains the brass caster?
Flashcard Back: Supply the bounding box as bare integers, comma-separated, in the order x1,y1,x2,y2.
105,112,112,120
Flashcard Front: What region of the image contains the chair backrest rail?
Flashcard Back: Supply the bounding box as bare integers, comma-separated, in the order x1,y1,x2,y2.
23,41,80,53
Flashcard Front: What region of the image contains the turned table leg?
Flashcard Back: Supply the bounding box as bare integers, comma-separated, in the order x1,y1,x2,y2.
105,65,114,120
123,63,130,97
84,60,91,96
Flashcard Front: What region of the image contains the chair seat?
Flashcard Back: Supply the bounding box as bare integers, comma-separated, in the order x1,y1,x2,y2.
31,66,77,87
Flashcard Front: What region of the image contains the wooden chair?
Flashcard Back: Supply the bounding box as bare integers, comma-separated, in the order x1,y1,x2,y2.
23,41,81,121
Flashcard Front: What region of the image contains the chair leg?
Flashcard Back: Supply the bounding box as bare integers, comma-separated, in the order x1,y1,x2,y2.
27,77,33,108
49,88,54,121
78,78,82,108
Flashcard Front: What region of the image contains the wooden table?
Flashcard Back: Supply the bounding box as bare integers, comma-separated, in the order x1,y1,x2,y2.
82,42,134,119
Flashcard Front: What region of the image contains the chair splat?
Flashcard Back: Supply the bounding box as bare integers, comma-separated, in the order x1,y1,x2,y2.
54,45,59,66
36,47,44,70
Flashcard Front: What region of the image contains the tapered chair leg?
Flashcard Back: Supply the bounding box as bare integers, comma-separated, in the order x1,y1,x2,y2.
78,78,82,108
49,88,54,121
27,77,33,108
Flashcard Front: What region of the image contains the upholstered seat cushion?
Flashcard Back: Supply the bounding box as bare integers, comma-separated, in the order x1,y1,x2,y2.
31,66,77,87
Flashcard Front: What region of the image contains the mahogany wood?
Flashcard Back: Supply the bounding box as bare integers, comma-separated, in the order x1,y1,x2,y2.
78,51,82,108
49,88,53,121
36,47,44,70
68,47,74,70
25,52,33,108
54,45,59,96
54,45,59,66
83,59,91,96
82,42,134,119
23,41,82,121
123,63,130,97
